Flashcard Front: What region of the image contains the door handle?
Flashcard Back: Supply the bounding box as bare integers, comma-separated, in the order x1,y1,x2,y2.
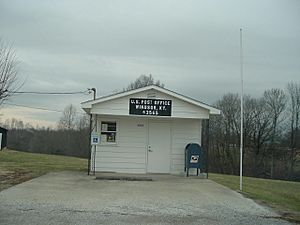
148,149,153,152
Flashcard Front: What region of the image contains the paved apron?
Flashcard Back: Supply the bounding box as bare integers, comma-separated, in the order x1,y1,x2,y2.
0,171,291,225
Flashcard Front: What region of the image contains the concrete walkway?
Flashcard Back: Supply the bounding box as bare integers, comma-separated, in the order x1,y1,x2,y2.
0,171,291,225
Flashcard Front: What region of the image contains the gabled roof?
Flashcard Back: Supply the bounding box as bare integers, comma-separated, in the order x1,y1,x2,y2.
81,85,220,114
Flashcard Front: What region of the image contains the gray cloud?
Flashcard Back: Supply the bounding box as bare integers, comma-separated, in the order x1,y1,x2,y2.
0,0,299,126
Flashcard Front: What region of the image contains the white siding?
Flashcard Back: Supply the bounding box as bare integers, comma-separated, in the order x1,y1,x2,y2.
94,116,148,173
93,116,201,174
170,119,201,174
90,90,209,119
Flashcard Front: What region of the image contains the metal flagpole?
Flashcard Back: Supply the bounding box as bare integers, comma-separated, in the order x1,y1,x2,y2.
240,28,244,191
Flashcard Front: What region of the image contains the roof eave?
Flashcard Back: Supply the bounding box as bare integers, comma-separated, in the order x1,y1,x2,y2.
209,109,221,115
154,86,220,114
81,85,155,105
80,85,221,114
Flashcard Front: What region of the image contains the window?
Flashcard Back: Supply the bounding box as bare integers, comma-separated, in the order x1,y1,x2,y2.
100,121,117,143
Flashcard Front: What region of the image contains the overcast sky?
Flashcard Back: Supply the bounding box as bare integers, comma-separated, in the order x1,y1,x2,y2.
0,0,299,127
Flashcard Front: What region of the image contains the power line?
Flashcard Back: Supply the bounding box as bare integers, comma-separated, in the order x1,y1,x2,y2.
10,90,89,95
3,102,87,115
1,88,94,114
3,102,63,113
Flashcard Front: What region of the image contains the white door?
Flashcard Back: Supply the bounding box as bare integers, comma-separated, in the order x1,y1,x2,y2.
147,122,171,173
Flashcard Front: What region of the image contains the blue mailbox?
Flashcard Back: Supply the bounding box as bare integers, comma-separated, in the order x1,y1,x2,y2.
184,143,203,177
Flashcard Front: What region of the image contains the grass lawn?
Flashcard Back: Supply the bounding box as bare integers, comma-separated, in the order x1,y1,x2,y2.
209,173,300,223
0,149,87,191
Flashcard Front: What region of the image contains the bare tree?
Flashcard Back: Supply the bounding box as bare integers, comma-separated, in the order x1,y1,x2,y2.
76,113,89,130
58,104,78,130
263,88,287,178
124,74,164,91
0,39,19,105
287,82,300,176
244,96,272,176
210,91,290,179
213,93,240,174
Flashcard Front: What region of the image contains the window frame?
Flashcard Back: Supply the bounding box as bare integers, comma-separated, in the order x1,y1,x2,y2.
98,120,118,145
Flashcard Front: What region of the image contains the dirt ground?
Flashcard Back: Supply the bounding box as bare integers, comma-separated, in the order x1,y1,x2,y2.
0,170,32,191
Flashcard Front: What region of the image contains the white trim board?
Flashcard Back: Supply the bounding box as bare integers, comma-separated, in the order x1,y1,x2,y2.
82,85,220,115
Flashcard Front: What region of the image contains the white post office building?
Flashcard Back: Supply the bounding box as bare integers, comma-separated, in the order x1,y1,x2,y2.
81,85,220,174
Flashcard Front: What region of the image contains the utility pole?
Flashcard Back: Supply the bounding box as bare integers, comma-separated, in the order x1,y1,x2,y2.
91,88,96,100
87,88,96,175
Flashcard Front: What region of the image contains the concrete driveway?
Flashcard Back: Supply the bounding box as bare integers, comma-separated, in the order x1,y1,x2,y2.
0,171,290,225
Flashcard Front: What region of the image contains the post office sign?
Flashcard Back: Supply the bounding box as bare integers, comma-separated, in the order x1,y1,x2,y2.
129,98,172,116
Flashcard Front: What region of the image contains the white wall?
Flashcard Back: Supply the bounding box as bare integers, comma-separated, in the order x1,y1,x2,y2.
90,90,209,119
171,119,201,174
93,116,201,174
94,116,148,173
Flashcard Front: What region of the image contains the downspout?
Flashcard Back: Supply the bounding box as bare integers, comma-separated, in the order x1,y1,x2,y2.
88,113,92,175
206,119,210,179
